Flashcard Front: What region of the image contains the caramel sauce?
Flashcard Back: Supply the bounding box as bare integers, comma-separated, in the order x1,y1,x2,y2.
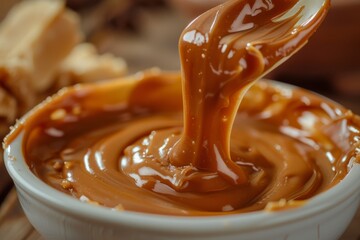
6,0,360,215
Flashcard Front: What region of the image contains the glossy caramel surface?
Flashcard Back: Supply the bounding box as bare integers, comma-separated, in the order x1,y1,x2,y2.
16,71,360,215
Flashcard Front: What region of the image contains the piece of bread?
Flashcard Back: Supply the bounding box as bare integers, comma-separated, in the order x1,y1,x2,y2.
55,43,127,88
0,0,82,111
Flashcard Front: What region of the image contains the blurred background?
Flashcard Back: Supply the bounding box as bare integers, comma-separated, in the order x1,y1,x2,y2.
0,0,359,110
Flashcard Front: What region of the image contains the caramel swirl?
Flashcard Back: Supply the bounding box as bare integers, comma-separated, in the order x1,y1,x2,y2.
20,72,360,215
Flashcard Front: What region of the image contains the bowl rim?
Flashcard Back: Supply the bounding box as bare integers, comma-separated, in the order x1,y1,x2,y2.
4,80,360,235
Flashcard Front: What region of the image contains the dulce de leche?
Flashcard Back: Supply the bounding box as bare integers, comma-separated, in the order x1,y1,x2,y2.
6,0,360,216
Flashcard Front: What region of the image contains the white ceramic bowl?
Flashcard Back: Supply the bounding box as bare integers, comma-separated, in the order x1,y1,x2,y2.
4,78,360,240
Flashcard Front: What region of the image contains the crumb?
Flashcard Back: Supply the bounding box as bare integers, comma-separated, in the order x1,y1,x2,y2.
79,195,100,205
50,109,67,120
79,195,89,202
61,179,72,189
52,161,63,171
265,199,307,212
113,204,125,211
64,161,74,169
